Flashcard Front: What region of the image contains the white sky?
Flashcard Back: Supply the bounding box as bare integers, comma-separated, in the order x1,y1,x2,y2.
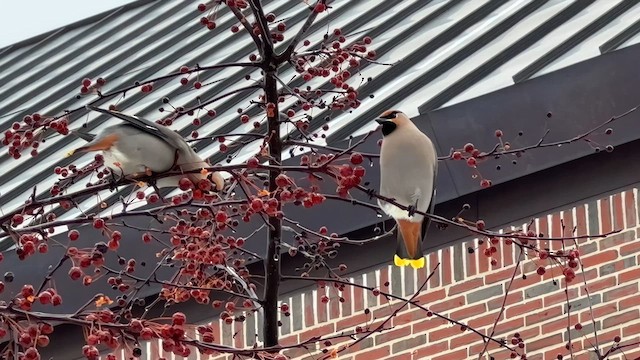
0,0,134,48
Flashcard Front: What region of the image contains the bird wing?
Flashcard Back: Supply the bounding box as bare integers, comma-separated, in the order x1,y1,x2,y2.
86,106,188,152
420,156,438,242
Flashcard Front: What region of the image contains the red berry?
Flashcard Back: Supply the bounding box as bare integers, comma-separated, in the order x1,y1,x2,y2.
350,152,363,165
68,230,79,241
178,177,193,191
172,312,186,325
464,143,475,153
194,82,202,89
614,336,621,342
12,214,24,225
215,211,227,223
480,179,491,188
68,266,82,280
466,157,477,167
82,78,92,87
251,198,263,211
536,266,546,275
93,218,105,229
495,129,503,137
247,157,259,168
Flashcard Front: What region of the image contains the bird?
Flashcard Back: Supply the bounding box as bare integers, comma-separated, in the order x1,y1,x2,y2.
376,110,438,269
67,105,224,191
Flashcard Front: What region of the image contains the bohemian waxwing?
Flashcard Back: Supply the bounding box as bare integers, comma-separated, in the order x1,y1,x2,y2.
67,106,224,191
376,110,437,269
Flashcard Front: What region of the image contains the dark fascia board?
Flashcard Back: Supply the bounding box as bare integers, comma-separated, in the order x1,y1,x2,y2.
0,0,158,54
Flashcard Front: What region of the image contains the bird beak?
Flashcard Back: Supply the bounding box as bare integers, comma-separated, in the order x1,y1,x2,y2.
375,119,386,125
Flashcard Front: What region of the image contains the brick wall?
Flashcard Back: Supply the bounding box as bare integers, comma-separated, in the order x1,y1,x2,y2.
133,187,640,360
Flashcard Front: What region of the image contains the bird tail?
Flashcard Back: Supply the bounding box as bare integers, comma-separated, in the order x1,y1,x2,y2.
394,219,425,269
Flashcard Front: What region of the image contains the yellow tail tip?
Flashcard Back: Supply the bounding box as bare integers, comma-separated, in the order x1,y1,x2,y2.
394,254,425,269
65,150,76,157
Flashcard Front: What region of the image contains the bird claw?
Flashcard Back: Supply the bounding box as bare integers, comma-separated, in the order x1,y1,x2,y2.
407,204,417,217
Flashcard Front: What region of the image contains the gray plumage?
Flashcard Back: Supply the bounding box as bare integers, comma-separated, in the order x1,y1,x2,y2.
376,110,437,268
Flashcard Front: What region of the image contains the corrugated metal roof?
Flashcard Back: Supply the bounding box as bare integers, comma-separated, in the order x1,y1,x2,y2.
1,0,639,245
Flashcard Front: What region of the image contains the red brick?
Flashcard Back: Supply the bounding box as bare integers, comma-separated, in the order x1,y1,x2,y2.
623,321,640,337
501,241,515,267
354,345,389,360
468,337,503,354
613,193,625,231
544,288,578,307
538,215,549,237
450,303,486,320
280,334,298,347
429,252,440,287
541,314,578,334
619,267,640,285
429,324,466,342
450,331,480,350
317,287,328,323
468,311,500,329
414,288,446,306
488,291,523,310
625,191,636,227
551,212,563,237
511,270,542,290
330,292,341,320
442,247,452,286
526,305,562,326
415,341,448,358
374,325,411,345
581,249,618,268
336,313,367,331
300,323,334,342
448,278,484,296
603,309,639,329
429,295,464,313
581,276,616,296
393,307,423,326
604,283,638,302
576,205,587,238
494,317,524,336
580,302,617,323
433,349,466,360
478,252,490,275
378,267,389,306
563,209,575,233
544,345,571,360
620,293,640,310
601,196,612,233
510,326,540,339
412,316,447,334
486,266,521,284
582,328,620,348
621,240,640,256
506,299,542,319
466,241,477,278
527,334,564,352
305,301,315,328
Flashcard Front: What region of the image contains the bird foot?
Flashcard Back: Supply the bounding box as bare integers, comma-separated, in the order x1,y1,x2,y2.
407,205,417,217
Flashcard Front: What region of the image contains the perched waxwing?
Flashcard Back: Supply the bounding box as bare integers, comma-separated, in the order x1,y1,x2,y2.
67,106,224,191
376,110,438,269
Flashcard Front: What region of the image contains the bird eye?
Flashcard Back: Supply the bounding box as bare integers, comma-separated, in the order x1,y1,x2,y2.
380,111,399,120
